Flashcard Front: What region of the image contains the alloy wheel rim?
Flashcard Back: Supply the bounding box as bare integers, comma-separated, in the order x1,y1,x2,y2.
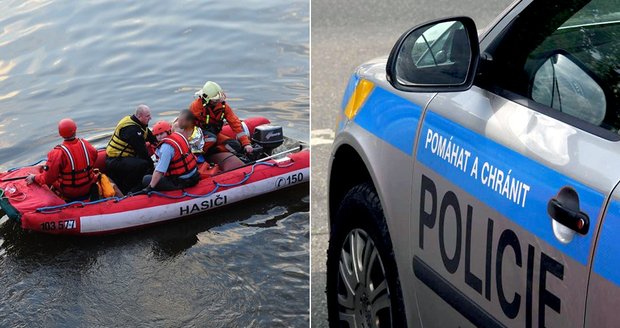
336,228,392,328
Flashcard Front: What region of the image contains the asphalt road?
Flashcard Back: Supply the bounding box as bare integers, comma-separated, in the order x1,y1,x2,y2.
310,0,514,326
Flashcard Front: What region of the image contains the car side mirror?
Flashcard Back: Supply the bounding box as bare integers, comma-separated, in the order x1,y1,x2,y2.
386,16,480,92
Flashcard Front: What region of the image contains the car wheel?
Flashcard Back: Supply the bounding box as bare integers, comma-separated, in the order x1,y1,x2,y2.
326,183,406,328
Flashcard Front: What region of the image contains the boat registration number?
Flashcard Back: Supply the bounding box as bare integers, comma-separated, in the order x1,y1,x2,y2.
276,172,304,188
40,219,76,231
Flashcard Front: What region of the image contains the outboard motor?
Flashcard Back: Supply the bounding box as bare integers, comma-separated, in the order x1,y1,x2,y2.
252,124,284,155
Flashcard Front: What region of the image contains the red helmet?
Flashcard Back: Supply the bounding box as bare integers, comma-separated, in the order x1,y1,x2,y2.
152,120,172,135
58,118,77,138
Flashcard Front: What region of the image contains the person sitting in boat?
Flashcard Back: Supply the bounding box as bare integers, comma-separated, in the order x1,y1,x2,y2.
173,109,205,163
105,104,158,194
25,119,99,201
141,121,200,192
189,81,253,155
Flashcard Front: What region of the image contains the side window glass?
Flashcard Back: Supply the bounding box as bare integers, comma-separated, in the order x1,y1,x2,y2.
531,53,606,125
488,0,620,133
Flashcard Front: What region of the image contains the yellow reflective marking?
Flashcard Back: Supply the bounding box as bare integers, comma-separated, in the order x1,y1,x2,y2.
344,79,374,119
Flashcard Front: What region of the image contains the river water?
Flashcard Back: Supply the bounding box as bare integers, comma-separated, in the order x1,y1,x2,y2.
0,0,309,326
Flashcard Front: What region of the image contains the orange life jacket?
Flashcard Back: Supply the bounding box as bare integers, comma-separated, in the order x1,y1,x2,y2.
189,98,227,134
161,132,198,177
55,138,96,189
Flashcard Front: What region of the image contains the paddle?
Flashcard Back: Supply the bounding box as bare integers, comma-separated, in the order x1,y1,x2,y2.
230,144,305,170
254,144,304,164
0,175,29,182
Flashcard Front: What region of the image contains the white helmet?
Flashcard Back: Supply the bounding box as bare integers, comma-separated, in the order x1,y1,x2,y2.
197,81,226,102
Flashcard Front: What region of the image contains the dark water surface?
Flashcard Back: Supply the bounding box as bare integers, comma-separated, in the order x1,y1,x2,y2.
0,0,309,326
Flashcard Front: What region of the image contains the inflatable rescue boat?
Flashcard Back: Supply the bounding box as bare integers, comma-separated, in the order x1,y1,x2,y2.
0,117,309,235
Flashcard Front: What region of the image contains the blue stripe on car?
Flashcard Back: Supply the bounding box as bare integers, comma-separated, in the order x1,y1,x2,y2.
593,200,620,286
353,86,423,156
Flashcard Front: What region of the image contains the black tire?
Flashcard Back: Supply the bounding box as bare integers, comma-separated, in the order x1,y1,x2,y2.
326,183,406,328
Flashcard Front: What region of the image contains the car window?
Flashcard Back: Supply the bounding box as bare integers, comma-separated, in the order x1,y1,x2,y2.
562,0,620,26
531,53,606,125
486,0,620,134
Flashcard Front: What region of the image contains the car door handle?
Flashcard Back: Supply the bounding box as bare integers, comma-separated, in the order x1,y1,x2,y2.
547,197,589,235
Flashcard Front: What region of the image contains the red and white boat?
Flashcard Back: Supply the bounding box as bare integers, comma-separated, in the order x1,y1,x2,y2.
0,117,309,235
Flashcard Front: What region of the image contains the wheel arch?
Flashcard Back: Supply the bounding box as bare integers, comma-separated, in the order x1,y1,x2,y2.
329,142,379,229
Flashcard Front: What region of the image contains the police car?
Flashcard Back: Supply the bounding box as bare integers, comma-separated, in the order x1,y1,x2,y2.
326,0,620,327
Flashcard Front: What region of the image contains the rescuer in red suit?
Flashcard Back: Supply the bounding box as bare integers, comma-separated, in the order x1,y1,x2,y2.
188,81,253,155
26,119,99,201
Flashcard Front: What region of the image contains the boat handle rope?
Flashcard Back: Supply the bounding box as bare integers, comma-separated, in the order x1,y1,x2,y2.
35,160,295,214
7,159,47,173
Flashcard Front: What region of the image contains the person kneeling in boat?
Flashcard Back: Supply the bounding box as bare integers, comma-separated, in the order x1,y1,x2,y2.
106,104,158,194
25,119,99,202
141,121,200,192
173,109,205,163
189,81,252,155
